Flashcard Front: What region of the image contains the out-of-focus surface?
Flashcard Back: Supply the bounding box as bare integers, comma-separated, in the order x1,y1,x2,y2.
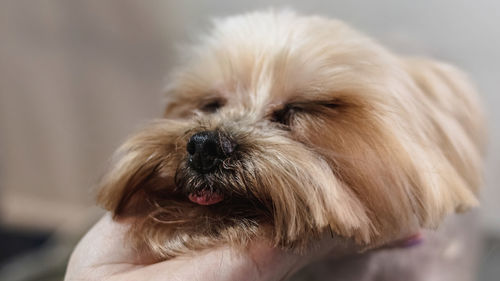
0,1,498,280
0,1,169,230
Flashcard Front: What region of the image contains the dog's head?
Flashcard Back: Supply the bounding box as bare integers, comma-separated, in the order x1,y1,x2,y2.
97,11,485,258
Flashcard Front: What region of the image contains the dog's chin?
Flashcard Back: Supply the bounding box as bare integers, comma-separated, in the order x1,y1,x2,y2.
174,159,252,207
178,166,228,205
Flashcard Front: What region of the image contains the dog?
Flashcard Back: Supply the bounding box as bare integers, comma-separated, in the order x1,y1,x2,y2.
96,10,485,279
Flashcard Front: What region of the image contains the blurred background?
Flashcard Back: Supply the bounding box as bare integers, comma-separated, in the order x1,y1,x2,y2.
0,1,498,280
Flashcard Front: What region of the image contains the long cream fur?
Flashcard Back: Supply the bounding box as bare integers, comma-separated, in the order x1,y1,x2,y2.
97,10,485,259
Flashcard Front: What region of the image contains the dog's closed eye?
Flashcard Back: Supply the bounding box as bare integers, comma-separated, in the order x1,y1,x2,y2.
270,101,341,126
271,104,296,126
199,98,226,113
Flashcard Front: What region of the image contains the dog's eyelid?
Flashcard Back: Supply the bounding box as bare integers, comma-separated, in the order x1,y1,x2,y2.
270,104,296,126
269,99,341,126
199,98,226,113
295,99,342,108
318,101,342,109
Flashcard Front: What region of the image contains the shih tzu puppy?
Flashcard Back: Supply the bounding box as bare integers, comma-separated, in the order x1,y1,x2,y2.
97,10,485,278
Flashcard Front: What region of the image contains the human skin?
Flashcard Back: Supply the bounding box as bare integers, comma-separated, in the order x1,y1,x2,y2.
64,214,335,281
64,213,479,281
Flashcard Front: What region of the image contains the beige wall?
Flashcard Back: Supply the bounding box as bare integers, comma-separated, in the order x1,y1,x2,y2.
1,1,498,233
0,1,171,229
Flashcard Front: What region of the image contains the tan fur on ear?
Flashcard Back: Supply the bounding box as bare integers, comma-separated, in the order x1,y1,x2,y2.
403,57,485,217
96,120,188,216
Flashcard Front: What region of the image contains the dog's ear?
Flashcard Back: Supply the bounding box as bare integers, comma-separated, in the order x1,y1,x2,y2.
96,121,185,217
96,144,165,217
402,57,485,224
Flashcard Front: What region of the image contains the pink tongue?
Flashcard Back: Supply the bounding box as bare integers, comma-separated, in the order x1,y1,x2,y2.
188,190,224,205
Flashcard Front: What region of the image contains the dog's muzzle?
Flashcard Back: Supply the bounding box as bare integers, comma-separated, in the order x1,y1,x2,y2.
185,130,236,205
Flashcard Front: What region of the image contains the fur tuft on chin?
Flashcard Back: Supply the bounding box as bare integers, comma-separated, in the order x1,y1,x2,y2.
96,10,485,259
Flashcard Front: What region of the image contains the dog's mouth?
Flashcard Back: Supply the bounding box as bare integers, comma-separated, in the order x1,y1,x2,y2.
188,189,224,205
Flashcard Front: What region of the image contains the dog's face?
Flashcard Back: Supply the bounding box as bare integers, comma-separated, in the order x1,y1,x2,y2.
97,11,485,258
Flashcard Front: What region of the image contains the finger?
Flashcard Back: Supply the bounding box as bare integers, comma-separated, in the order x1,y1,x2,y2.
65,214,145,280
106,241,304,281
65,214,310,281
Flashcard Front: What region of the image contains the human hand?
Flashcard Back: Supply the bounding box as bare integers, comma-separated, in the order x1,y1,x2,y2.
64,214,334,281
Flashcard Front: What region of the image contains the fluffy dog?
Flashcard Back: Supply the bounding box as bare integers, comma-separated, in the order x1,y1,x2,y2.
97,10,485,270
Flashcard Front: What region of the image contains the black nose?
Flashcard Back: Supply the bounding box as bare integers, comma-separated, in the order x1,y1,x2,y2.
186,130,235,173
